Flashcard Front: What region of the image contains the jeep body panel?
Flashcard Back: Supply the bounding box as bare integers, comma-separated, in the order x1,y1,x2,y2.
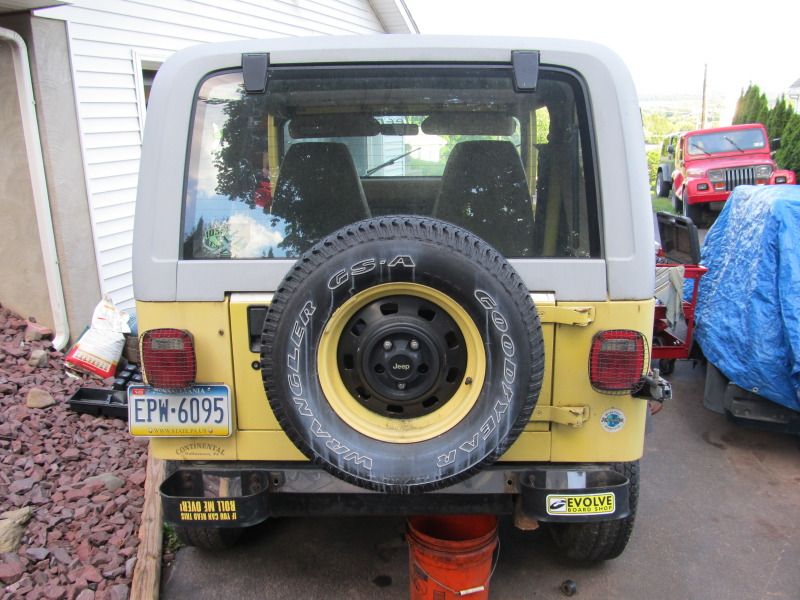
139,297,652,464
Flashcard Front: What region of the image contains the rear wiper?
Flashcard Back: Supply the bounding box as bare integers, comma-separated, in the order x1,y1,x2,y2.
366,147,421,176
689,140,711,156
723,135,745,152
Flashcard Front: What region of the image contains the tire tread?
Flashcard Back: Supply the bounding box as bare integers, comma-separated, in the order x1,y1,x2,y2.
549,461,639,562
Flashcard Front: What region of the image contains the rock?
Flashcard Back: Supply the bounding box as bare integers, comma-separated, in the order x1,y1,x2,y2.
25,547,50,561
0,506,33,552
81,565,103,583
124,557,136,579
108,584,129,600
128,471,147,486
50,546,72,565
24,322,53,341
75,590,95,600
42,583,66,599
102,566,125,578
9,477,36,494
4,344,26,357
84,473,125,493
0,560,24,584
26,388,55,409
61,447,81,461
28,349,49,368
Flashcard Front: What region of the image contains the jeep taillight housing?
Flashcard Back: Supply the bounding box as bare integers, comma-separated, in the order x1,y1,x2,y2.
140,328,196,389
589,330,647,394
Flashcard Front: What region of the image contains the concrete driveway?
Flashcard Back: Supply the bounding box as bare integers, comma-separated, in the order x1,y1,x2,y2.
162,362,800,599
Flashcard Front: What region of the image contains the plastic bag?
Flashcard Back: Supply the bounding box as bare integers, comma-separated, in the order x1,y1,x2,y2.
65,296,131,379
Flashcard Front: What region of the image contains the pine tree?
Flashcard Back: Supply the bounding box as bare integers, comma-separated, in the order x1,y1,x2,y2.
755,100,770,128
775,112,800,173
767,96,793,141
732,88,746,125
733,84,770,125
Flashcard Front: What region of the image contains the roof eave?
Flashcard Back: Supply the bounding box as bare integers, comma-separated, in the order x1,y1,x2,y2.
368,0,419,34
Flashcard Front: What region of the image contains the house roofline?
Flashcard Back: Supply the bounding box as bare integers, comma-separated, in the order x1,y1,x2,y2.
368,0,419,34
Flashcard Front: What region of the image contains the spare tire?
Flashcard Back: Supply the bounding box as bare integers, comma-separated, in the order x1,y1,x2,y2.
261,217,544,493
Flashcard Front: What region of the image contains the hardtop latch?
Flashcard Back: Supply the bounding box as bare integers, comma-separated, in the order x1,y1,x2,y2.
511,50,540,91
242,53,270,94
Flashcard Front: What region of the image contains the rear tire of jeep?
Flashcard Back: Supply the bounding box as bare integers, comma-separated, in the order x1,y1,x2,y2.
548,461,639,562
261,216,545,493
174,526,243,551
685,202,705,228
670,190,682,214
655,172,669,198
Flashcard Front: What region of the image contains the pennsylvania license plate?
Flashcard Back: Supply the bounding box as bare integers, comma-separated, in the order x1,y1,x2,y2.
127,384,231,437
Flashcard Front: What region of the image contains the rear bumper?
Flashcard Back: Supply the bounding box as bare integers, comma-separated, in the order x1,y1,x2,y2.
161,462,631,528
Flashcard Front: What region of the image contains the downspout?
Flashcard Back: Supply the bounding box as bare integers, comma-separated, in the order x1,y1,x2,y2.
0,27,69,350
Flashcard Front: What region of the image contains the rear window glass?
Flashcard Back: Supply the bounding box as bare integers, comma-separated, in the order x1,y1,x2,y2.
182,66,598,260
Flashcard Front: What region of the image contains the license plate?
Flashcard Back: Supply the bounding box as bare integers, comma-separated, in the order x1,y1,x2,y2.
128,384,231,437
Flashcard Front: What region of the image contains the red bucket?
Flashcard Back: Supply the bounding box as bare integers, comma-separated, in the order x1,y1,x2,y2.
407,515,499,599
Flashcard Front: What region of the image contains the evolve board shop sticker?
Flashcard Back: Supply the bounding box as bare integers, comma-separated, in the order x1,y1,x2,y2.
546,492,616,515
600,408,625,432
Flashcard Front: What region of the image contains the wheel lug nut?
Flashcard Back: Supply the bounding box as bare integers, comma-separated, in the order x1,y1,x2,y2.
409,339,419,350
383,340,393,350
397,382,406,390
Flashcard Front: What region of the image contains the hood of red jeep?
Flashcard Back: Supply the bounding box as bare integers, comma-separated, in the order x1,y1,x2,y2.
684,152,774,172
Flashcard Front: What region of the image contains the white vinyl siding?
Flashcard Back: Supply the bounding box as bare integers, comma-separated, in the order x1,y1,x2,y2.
35,0,387,308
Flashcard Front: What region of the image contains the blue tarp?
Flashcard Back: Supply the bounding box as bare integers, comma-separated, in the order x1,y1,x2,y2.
695,185,800,413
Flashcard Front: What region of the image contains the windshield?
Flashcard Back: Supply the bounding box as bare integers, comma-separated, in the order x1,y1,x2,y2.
183,65,598,260
686,128,766,156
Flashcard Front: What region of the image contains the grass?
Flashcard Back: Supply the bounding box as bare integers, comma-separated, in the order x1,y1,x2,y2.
652,195,675,213
163,523,184,554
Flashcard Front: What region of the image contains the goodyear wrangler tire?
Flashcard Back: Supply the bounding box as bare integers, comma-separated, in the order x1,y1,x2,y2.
261,217,544,493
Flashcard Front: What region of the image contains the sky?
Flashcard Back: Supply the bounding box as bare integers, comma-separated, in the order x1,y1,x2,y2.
404,0,798,114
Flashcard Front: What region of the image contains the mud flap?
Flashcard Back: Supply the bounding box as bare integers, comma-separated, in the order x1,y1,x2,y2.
519,467,630,523
160,469,270,528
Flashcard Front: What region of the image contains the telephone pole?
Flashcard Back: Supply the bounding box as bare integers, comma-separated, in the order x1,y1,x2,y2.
700,63,708,129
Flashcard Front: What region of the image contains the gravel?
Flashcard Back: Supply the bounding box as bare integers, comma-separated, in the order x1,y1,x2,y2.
0,304,148,599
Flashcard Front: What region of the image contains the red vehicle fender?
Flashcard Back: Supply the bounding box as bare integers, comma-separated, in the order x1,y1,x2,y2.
671,169,685,197
771,169,796,185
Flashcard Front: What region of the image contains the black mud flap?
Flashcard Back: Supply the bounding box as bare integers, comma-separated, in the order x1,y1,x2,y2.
160,469,270,528
519,467,630,523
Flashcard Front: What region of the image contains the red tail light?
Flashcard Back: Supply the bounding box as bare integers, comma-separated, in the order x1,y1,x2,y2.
589,330,647,394
140,328,196,389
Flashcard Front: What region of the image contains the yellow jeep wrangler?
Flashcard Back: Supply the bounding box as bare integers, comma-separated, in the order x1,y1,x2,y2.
130,35,667,561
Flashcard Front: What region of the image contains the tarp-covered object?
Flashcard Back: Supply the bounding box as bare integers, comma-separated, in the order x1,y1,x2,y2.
695,185,800,412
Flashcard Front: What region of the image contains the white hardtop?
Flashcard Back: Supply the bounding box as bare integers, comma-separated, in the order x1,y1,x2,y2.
134,35,653,302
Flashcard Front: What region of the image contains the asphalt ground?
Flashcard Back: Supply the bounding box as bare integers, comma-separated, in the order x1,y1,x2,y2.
162,360,800,600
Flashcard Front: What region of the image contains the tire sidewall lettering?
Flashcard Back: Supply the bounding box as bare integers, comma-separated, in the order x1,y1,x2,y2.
264,221,542,493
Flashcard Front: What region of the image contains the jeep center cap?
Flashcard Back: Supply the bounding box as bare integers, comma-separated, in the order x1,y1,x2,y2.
390,356,414,380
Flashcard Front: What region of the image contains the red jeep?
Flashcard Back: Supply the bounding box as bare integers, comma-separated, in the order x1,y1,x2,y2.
670,123,795,226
